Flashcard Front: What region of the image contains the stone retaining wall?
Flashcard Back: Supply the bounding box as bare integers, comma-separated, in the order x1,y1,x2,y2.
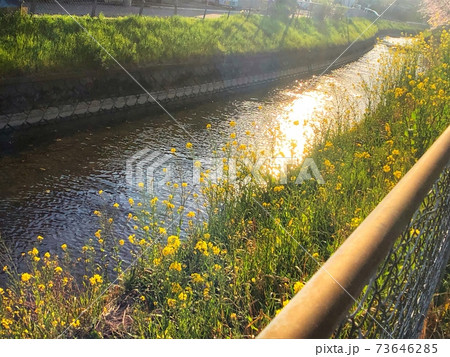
0,37,377,132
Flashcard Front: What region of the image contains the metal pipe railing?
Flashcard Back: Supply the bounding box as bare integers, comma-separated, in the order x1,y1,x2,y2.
258,125,450,339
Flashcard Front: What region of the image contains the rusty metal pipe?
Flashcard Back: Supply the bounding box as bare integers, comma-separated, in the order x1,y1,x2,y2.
258,125,450,339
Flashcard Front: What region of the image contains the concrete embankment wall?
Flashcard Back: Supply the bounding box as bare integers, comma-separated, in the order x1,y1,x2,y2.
0,37,379,132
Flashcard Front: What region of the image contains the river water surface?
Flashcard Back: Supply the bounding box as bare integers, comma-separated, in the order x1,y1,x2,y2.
0,38,405,262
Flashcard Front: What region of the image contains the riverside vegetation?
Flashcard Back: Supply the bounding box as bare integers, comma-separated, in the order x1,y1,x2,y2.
0,12,422,79
0,26,449,338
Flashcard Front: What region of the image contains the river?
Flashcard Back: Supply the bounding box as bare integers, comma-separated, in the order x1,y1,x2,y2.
0,37,405,263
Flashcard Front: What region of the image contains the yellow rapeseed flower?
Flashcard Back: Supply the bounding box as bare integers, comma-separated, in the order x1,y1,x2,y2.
178,292,187,301
383,165,391,173
294,281,305,294
128,198,134,206
172,283,182,293
21,273,32,282
170,148,176,153
89,274,103,285
186,211,196,218
162,245,175,256
194,240,208,255
1,318,13,329
203,288,210,299
191,273,204,284
167,235,180,247
229,121,236,127
55,266,63,274
61,244,67,251
113,203,120,208
169,261,182,272
167,298,177,308
186,142,193,149
393,171,402,179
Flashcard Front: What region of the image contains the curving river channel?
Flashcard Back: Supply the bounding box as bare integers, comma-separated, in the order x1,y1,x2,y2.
0,37,407,263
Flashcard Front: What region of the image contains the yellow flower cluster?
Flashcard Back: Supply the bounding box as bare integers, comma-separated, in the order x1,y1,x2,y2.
21,273,32,282
354,152,371,159
293,281,304,294
194,240,208,256
89,274,103,286
162,235,180,256
191,273,204,284
169,261,182,272
167,298,177,308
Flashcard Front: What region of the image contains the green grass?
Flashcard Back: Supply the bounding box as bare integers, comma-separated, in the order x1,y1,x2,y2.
0,29,448,338
0,12,423,79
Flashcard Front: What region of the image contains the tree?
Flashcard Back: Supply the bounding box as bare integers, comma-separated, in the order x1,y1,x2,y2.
421,0,450,27
269,0,297,22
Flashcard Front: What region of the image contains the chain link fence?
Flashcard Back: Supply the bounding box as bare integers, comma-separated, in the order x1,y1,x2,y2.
334,166,450,338
16,0,266,18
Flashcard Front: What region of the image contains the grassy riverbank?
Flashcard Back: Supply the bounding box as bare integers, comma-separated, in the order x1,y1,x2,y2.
1,29,448,338
0,12,422,79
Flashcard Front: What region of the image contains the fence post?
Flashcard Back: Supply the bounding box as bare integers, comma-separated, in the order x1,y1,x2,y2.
346,16,350,44
203,0,208,20
227,9,230,19
139,0,145,15
91,0,97,17
258,126,450,339
174,0,178,15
